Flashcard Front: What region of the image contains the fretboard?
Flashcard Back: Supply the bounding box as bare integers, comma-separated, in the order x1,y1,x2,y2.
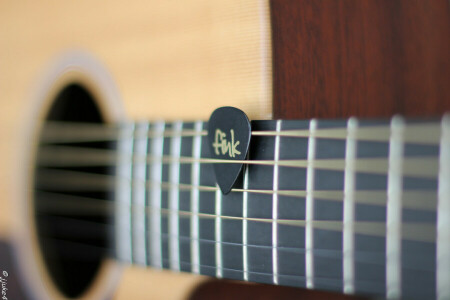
40,117,450,300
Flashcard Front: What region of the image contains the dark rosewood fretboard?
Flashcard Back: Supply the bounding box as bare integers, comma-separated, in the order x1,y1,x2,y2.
37,117,450,300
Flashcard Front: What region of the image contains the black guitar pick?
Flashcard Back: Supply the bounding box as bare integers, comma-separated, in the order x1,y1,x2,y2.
207,107,251,194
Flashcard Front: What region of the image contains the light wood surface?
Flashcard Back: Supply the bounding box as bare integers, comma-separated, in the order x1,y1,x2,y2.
0,1,272,299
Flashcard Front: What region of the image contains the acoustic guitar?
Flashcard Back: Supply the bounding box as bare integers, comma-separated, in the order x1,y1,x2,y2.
0,1,449,299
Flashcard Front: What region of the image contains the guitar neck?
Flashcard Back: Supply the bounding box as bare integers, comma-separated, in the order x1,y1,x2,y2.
112,116,450,299
39,116,450,300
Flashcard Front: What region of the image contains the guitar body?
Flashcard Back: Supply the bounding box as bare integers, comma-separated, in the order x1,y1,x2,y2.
0,0,448,299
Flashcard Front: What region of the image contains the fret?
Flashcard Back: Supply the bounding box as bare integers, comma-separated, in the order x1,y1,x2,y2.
352,120,389,295
115,123,135,264
242,164,249,281
215,188,223,278
196,132,217,277
178,123,194,272
159,125,172,269
313,121,346,291
220,182,244,280
272,120,282,284
169,121,183,271
343,118,357,294
386,116,405,299
400,128,439,299
149,121,165,269
132,122,150,265
246,121,276,284
437,115,450,300
305,119,317,289
190,121,203,274
275,120,308,287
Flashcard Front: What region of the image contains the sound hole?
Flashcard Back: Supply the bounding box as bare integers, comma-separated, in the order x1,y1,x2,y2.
33,84,111,297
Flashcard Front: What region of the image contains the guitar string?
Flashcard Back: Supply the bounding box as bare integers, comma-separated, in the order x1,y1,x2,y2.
34,191,437,243
34,169,438,211
40,121,442,144
37,129,442,173
36,146,441,179
36,215,436,272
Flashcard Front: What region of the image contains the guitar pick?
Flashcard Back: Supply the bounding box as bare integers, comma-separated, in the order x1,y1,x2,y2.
207,107,251,194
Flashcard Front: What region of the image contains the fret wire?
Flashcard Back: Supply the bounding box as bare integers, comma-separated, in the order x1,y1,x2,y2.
437,115,450,300
386,116,405,299
305,119,317,289
132,122,149,265
115,123,134,264
149,122,165,269
242,164,250,282
272,120,281,285
343,118,357,294
215,187,223,278
168,121,182,272
190,121,202,275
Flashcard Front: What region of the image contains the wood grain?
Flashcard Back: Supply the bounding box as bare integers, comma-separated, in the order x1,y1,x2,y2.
271,0,450,119
268,1,449,299
0,1,272,299
189,280,368,300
